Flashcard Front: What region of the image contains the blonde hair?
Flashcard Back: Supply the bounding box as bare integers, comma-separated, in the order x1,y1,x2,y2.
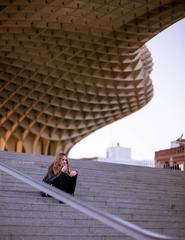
52,152,70,175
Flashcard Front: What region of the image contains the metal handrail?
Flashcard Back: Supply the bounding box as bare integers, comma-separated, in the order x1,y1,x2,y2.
0,162,177,240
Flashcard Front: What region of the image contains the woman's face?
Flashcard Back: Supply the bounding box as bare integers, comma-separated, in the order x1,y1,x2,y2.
58,155,68,167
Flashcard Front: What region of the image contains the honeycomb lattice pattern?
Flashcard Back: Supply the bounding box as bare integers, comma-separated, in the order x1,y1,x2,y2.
0,1,185,155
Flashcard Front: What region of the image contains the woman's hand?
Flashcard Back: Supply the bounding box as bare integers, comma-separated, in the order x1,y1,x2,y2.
61,165,68,173
69,170,77,177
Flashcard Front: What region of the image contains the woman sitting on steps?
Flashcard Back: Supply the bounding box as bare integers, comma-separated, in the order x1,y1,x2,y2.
41,152,78,198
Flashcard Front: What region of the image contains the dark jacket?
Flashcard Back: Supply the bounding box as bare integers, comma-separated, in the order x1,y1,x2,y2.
43,165,78,195
43,164,60,184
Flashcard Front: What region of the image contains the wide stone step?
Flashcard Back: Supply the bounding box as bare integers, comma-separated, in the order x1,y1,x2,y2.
0,151,185,240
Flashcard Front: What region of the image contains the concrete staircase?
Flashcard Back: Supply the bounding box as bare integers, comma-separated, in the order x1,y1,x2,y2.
0,151,185,240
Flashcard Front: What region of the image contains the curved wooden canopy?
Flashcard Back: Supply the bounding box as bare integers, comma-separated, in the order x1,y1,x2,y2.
0,0,184,155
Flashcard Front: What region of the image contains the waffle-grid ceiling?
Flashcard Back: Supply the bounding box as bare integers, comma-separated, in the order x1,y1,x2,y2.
0,0,185,154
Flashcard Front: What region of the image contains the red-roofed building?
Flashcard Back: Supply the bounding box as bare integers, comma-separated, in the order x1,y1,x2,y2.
155,138,185,171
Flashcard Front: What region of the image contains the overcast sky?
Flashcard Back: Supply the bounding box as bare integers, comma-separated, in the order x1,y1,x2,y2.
69,18,185,161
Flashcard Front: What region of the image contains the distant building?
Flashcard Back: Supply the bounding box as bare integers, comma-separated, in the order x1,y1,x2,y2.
155,137,185,171
98,143,154,167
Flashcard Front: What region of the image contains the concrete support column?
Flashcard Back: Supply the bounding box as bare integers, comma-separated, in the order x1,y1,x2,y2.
42,139,50,155
16,140,23,152
63,141,73,155
32,136,39,154
56,141,64,154
0,137,5,151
